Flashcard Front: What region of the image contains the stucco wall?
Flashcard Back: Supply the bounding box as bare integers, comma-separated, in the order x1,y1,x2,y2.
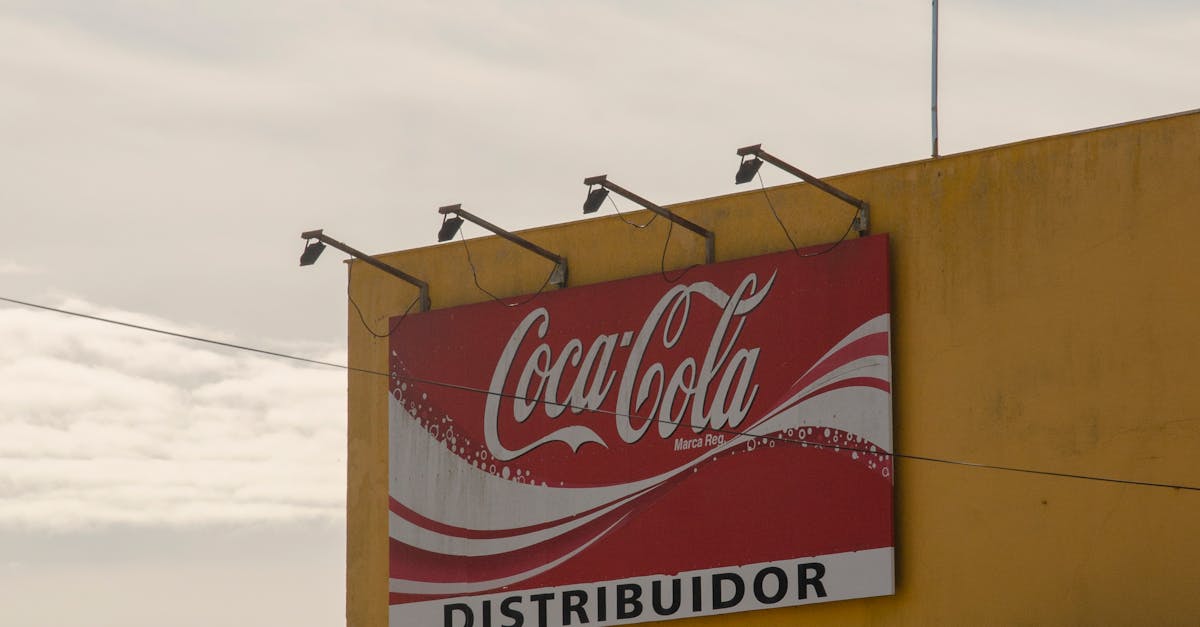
348,110,1200,626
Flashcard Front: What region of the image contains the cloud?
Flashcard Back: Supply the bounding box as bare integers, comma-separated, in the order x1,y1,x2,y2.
0,261,37,275
0,299,346,529
0,522,345,627
1,1,1198,350
939,1,1200,144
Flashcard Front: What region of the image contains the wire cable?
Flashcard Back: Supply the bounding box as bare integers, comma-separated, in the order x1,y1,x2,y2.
658,216,701,284
601,188,701,284
320,367,1200,494
756,170,858,258
403,367,1200,493
0,295,376,376
602,191,695,282
608,193,657,229
4,293,1199,493
347,263,422,338
458,228,556,308
758,170,802,253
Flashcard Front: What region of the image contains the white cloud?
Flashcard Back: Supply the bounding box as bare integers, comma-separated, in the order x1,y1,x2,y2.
0,522,345,627
0,300,346,529
0,261,37,275
1,1,1198,348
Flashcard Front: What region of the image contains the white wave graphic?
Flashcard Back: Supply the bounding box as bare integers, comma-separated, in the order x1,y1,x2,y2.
389,314,893,577
390,515,630,596
388,486,646,557
794,313,890,388
389,395,682,529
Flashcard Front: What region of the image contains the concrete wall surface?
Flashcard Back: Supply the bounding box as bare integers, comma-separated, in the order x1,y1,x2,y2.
348,110,1200,626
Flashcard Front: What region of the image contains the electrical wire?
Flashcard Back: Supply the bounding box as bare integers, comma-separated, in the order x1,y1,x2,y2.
389,364,1200,493
0,294,376,376
458,228,556,308
756,170,858,258
4,293,1199,494
658,216,701,284
651,169,862,284
607,193,657,229
758,170,801,253
601,191,696,283
347,263,422,338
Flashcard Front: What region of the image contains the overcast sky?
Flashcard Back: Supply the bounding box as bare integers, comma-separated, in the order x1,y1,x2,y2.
2,1,1198,625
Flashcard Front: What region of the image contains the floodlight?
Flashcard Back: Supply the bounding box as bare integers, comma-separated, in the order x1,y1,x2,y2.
437,216,465,242
299,240,326,266
583,186,609,214
734,156,764,185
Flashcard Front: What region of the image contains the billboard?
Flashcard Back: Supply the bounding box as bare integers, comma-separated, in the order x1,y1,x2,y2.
388,234,893,626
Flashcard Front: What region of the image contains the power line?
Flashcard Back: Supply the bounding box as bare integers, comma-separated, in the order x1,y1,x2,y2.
378,370,1200,494
3,293,1198,494
0,295,376,376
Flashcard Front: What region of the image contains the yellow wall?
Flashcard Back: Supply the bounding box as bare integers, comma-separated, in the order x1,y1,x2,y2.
347,110,1200,626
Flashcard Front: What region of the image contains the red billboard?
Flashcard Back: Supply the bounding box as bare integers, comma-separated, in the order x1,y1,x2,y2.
388,235,894,626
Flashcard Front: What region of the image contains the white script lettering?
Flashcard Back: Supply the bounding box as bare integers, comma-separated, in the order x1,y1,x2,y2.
483,272,776,461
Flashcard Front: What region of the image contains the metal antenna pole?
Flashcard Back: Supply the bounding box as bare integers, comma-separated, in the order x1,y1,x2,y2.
932,0,940,158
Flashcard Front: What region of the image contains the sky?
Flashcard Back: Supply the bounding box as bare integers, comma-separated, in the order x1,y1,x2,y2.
1,1,1197,625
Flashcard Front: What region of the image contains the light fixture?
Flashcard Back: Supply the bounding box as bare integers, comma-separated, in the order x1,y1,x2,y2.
437,204,568,288
298,229,430,312
734,156,764,185
582,186,609,214
583,175,715,264
299,240,327,266
437,216,465,242
735,144,870,236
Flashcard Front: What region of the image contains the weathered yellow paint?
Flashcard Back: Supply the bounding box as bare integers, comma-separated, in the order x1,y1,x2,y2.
348,110,1200,626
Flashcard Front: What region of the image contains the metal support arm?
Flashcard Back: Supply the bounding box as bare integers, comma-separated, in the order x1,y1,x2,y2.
583,175,715,264
300,229,430,312
736,145,871,236
438,205,568,287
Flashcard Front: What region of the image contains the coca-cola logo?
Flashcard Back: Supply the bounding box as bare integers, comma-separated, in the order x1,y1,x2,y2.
483,272,777,461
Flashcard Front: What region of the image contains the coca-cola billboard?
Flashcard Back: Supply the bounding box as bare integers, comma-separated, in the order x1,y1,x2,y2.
388,235,894,626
